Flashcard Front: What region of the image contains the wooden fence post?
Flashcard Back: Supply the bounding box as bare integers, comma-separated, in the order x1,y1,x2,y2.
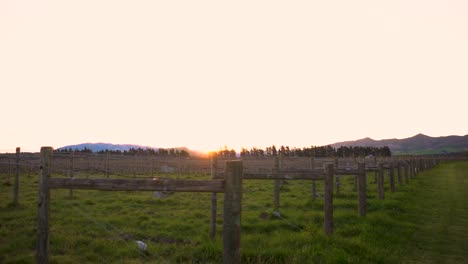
69,151,74,197
37,147,53,264
14,147,20,208
223,160,243,264
278,153,284,189
389,162,395,193
273,156,280,211
209,154,218,239
8,157,11,183
410,160,414,179
377,163,385,200
412,159,418,175
106,152,110,178
414,159,418,175
417,159,420,175
358,163,366,217
416,159,420,174
86,154,90,172
353,170,358,191
310,157,317,199
324,163,334,235
334,158,340,195
397,161,402,186
404,162,409,184
133,154,137,178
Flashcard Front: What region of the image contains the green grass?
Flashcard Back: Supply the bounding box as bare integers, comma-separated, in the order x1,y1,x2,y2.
0,162,467,263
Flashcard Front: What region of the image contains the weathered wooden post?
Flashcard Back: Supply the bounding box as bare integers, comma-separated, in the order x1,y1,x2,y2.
105,152,110,178
133,154,137,178
389,162,395,193
416,159,421,174
209,154,218,239
8,157,11,183
86,154,90,172
13,147,20,208
353,159,358,191
334,158,340,195
397,161,402,186
377,163,385,200
404,162,409,184
357,163,366,217
278,153,284,189
273,156,280,211
410,160,414,179
69,151,74,197
223,160,243,264
419,159,424,174
84,154,89,178
37,147,53,264
310,157,317,199
178,152,182,177
324,163,334,235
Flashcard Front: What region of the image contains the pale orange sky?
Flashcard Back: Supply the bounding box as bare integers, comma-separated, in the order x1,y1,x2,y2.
1,1,467,153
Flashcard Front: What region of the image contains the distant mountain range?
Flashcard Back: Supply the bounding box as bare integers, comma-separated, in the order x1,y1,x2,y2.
330,133,468,155
58,133,468,157
57,143,159,152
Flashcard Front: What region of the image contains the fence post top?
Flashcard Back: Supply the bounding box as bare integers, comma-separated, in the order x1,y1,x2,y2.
324,163,334,172
41,147,54,152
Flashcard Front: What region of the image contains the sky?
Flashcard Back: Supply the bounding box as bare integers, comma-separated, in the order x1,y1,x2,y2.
1,0,467,153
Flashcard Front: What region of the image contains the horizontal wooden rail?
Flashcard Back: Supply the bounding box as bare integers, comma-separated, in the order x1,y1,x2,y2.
278,168,322,174
215,172,324,180
335,168,360,175
48,178,225,193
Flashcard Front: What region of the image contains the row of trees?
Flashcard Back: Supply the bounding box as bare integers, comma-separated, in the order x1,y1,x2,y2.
215,147,237,159
55,147,190,157
236,145,391,158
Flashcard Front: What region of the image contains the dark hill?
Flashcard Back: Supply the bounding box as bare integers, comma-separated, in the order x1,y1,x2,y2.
330,134,468,155
57,143,158,152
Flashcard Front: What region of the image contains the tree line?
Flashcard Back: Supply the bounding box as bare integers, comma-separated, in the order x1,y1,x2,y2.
214,145,391,158
55,147,190,157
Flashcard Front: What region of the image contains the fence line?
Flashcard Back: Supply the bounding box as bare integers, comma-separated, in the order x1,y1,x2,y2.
0,147,441,263
35,147,243,264
210,155,438,237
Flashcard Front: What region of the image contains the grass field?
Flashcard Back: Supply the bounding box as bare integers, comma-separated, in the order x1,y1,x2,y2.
0,161,467,263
